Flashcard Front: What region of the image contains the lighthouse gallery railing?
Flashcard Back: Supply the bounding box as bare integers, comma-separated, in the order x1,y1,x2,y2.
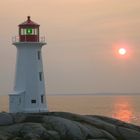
12,36,46,43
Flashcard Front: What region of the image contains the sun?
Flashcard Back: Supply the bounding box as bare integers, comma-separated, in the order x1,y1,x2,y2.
118,48,127,55
113,41,132,59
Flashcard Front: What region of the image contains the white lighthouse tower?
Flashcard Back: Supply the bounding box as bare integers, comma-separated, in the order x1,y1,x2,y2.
9,16,48,113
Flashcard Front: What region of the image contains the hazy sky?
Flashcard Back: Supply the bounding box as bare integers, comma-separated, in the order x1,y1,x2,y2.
0,0,140,95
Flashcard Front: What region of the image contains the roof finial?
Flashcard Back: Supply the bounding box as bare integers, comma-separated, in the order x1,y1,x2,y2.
27,16,31,21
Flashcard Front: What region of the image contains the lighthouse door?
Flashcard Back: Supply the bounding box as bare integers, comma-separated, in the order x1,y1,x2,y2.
18,92,25,112
9,95,21,112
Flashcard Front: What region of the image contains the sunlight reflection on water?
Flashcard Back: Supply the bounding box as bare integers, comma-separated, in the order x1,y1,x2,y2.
112,97,135,123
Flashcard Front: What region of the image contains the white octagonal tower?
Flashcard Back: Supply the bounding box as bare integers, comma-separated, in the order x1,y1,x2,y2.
9,16,48,113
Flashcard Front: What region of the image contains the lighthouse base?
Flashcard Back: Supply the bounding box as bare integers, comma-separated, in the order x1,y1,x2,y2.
9,91,48,113
23,108,48,113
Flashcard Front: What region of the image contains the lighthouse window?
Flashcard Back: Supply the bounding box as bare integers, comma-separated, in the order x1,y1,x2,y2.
38,51,41,60
19,98,21,104
20,29,26,35
31,100,36,103
41,95,44,103
34,29,38,35
39,72,43,81
26,28,33,35
21,29,24,35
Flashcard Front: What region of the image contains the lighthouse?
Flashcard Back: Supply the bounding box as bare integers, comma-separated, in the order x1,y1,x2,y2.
9,16,48,113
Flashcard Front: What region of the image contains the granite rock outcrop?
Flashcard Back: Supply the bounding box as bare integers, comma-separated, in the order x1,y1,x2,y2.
0,112,140,140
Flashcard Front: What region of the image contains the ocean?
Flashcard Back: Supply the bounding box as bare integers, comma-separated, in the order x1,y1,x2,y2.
0,95,140,125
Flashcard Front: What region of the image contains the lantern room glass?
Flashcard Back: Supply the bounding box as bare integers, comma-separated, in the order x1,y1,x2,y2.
20,28,38,35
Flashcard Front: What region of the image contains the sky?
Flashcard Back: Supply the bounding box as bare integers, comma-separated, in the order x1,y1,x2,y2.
0,0,140,95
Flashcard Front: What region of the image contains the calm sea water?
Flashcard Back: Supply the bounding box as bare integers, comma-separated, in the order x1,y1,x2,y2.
0,95,140,125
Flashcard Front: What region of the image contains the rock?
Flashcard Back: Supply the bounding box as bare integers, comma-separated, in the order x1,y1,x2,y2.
19,123,47,136
42,116,85,140
0,112,140,140
92,115,140,132
75,122,115,139
46,130,60,140
0,113,13,125
117,126,140,140
11,113,27,123
22,133,39,140
87,139,107,140
87,139,108,140
0,134,8,140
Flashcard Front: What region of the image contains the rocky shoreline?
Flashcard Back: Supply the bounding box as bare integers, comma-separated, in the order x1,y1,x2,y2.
0,112,140,140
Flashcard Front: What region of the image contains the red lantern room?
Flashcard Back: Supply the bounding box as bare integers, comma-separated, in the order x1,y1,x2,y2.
19,16,40,42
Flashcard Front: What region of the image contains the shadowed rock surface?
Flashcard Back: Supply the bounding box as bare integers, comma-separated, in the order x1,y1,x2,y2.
0,112,140,140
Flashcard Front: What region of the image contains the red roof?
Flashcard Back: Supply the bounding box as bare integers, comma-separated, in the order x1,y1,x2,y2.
19,16,40,27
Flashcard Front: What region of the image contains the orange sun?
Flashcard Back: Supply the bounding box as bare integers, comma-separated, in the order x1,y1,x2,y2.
113,41,132,59
118,48,127,55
